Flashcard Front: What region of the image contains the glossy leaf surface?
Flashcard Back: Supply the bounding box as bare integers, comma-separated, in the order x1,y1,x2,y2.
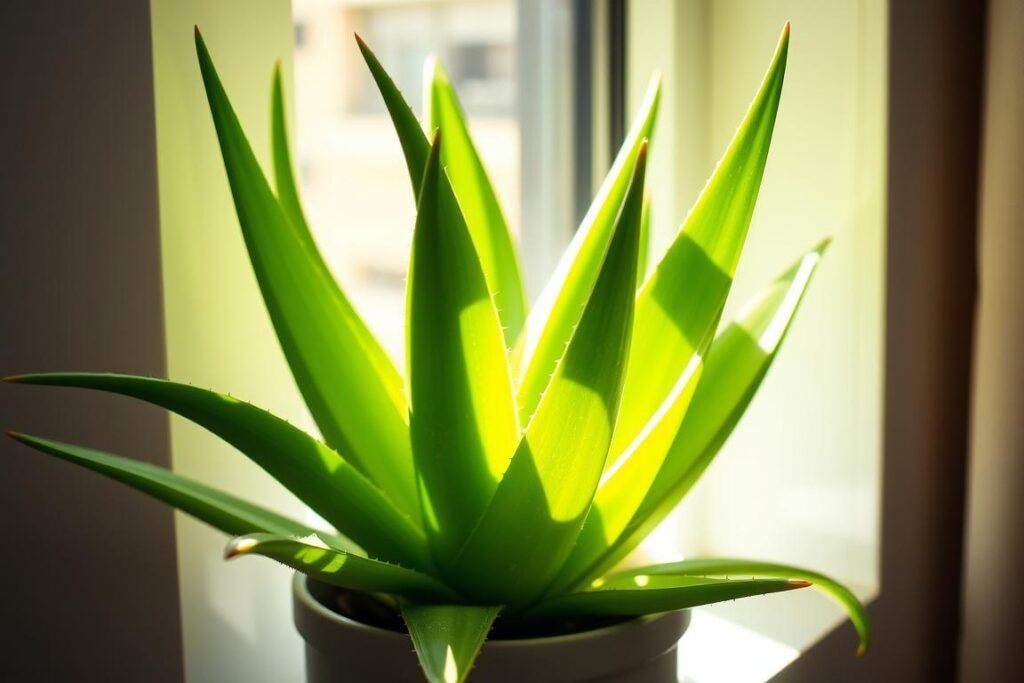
402,604,500,683
408,134,519,564
516,76,661,425
566,241,829,585
7,372,429,570
610,25,790,484
226,533,457,602
425,57,527,343
197,30,418,520
444,145,647,605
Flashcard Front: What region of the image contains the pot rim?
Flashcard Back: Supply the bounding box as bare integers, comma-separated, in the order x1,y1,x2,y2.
293,572,686,649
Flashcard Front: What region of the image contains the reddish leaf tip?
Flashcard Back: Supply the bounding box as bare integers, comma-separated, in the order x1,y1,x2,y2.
788,579,812,588
224,537,258,560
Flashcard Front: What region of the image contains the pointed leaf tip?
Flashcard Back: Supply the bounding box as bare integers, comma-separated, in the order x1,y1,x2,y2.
224,536,259,559
788,579,812,588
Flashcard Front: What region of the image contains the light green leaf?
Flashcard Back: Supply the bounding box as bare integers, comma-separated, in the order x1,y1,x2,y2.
408,134,519,565
6,432,321,539
609,25,790,489
565,240,829,586
425,57,527,344
354,34,429,196
443,144,647,606
195,30,418,521
358,38,527,348
402,603,500,683
516,76,661,425
526,573,808,620
226,533,458,602
610,558,869,654
638,190,652,289
549,318,716,594
270,64,309,244
6,372,430,571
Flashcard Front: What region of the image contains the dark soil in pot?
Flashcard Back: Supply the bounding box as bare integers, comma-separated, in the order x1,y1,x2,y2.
294,573,690,683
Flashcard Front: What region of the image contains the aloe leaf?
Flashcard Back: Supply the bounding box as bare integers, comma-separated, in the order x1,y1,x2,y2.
402,603,500,683
408,134,519,564
226,533,457,602
549,317,717,594
7,432,321,539
516,76,661,425
195,30,418,521
609,25,790,488
6,372,430,571
444,144,647,606
638,190,652,288
354,34,428,196
425,57,527,344
358,37,526,347
565,240,829,586
526,573,808,620
270,64,309,243
610,558,869,654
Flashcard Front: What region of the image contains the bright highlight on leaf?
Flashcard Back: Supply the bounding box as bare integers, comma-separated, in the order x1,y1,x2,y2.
4,22,869,683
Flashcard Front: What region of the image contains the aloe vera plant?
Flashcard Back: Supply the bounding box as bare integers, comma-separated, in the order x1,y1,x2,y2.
5,23,868,683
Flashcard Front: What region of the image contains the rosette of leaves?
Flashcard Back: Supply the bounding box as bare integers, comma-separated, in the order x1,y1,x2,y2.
6,23,867,683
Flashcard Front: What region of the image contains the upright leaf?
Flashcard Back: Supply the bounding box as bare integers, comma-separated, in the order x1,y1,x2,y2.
609,24,790,476
526,573,808,620
7,432,322,539
195,30,418,521
425,57,527,344
638,190,652,288
226,533,458,603
609,558,869,654
402,604,500,683
516,75,661,425
7,373,430,570
565,240,829,585
444,144,647,606
357,38,527,347
549,316,717,594
408,134,519,565
354,34,428,196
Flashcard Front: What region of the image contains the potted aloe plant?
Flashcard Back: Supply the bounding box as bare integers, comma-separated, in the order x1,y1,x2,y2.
5,22,867,683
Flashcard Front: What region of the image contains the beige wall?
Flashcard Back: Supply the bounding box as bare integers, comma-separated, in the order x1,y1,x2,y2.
149,1,308,680
959,1,1024,680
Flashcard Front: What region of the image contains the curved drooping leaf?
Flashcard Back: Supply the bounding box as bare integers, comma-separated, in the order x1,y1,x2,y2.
425,57,527,344
443,144,647,606
562,240,830,586
196,29,418,521
609,558,869,654
402,604,501,683
358,38,527,348
609,25,791,483
7,432,321,539
516,75,661,425
226,533,457,602
525,573,808,620
408,134,519,565
6,372,430,571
